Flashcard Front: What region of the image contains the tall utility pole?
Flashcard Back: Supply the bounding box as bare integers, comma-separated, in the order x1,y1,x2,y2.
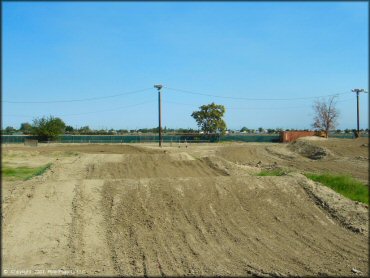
351,88,367,138
154,84,163,147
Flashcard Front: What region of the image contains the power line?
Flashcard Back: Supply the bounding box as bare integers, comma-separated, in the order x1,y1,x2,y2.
2,88,152,104
5,93,355,118
4,100,155,118
4,86,352,103
163,100,306,110
163,97,354,110
59,100,156,116
164,86,350,101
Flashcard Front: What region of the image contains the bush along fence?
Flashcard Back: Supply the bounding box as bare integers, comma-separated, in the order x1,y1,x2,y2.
2,134,279,144
1,133,365,144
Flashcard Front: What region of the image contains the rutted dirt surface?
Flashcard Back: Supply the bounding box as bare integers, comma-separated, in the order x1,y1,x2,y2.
217,137,369,184
2,140,369,276
86,154,228,179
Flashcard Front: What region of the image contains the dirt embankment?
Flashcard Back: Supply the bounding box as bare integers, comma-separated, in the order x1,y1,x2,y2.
216,137,369,184
2,142,369,277
85,153,228,179
101,176,368,276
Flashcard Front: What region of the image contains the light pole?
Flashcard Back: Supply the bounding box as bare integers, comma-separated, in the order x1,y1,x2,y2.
351,89,367,138
154,84,163,147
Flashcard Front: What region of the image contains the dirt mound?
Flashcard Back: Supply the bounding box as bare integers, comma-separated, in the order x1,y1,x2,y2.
2,143,368,277
292,173,369,235
101,176,368,276
86,154,229,179
288,141,333,160
168,152,196,161
208,140,368,182
216,143,279,165
3,144,158,155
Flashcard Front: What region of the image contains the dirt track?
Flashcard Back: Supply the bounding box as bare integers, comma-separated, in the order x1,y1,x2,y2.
2,139,369,276
217,137,369,184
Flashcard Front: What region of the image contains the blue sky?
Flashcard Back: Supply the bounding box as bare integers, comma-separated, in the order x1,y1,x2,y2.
3,2,368,130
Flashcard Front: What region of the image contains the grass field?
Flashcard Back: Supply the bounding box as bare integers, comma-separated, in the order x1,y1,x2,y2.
305,173,369,205
2,163,51,181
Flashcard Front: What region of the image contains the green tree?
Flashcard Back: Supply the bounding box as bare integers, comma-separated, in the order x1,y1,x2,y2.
5,126,16,134
19,123,33,134
240,127,249,133
191,102,227,134
65,125,74,133
79,126,91,134
32,116,66,141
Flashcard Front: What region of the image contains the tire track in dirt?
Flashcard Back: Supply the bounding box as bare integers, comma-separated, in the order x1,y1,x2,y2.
85,154,228,179
2,180,76,272
3,152,119,276
68,181,85,272
3,143,368,276
100,174,368,276
101,184,123,275
2,156,85,273
65,156,117,275
296,174,369,234
216,139,369,183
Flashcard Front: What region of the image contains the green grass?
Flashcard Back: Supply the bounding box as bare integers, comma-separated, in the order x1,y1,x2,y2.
256,169,286,176
304,173,368,205
2,163,52,181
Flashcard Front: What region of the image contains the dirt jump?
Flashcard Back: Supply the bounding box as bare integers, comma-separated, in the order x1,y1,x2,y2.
2,138,369,276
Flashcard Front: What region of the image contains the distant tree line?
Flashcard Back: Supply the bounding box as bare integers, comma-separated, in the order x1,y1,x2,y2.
3,122,366,137
1,117,199,139
1,98,367,139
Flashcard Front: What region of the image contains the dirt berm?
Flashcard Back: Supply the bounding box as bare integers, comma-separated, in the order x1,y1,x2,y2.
2,143,368,277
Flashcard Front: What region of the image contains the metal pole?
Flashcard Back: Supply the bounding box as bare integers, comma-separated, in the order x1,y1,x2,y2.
159,88,162,147
154,84,163,147
352,88,367,138
356,91,360,135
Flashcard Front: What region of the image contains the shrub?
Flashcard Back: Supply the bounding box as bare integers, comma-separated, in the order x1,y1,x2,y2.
32,116,66,141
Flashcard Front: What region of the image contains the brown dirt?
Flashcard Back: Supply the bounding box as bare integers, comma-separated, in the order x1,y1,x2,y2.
217,137,369,184
2,140,369,277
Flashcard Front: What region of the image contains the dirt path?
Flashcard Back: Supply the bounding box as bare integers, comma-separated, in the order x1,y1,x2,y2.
2,155,80,274
2,143,368,276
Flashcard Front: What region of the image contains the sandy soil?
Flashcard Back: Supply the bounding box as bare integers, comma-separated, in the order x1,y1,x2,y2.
216,137,369,184
2,139,369,276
